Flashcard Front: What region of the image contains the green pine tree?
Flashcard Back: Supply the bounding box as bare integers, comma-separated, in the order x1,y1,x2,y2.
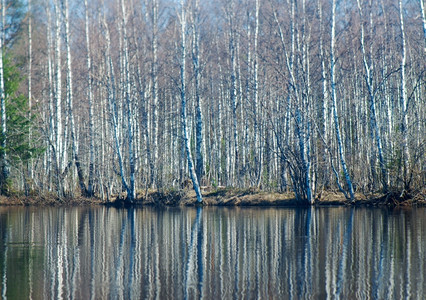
0,54,43,194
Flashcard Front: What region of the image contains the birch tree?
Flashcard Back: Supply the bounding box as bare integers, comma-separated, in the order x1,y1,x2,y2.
151,0,159,188
191,0,204,186
356,0,388,193
420,0,426,47
0,0,8,193
253,0,260,186
330,0,355,202
63,0,88,196
223,0,239,186
84,0,95,197
27,0,33,188
2,0,425,200
398,0,411,192
119,0,135,202
180,0,202,203
53,0,64,196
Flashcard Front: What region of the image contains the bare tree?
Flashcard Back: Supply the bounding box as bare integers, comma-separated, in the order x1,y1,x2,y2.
180,0,202,203
84,0,95,197
398,0,411,193
330,0,355,202
356,0,388,193
0,0,8,193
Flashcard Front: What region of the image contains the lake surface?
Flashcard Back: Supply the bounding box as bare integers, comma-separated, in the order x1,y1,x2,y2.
0,206,424,299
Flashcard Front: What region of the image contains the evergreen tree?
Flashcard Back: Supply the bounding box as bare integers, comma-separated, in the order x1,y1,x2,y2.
0,54,42,194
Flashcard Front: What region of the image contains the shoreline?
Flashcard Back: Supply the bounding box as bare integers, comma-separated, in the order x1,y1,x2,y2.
0,187,424,208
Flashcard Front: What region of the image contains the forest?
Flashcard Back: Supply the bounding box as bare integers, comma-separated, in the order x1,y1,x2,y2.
0,0,424,204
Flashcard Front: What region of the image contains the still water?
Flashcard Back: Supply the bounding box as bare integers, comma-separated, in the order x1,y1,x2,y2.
0,206,424,299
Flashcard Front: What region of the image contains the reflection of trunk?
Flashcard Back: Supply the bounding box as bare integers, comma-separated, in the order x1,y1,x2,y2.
113,213,127,300
335,208,354,298
185,207,202,299
180,0,202,203
0,218,8,298
330,0,355,202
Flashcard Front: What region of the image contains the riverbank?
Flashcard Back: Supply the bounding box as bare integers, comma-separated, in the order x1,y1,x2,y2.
136,187,426,207
0,187,425,207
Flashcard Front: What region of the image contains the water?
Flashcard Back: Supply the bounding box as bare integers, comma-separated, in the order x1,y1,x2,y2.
0,206,424,299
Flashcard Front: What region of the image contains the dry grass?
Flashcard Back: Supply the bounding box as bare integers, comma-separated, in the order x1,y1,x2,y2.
0,194,103,207
0,187,424,207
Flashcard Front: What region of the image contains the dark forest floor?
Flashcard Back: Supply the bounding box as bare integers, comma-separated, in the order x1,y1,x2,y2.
0,187,425,207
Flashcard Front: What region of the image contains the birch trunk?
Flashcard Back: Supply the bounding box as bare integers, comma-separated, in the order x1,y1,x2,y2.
84,0,95,197
420,0,426,47
0,0,8,192
227,0,238,186
54,0,62,167
180,0,202,203
399,0,411,191
356,0,388,193
192,0,204,185
46,2,55,192
27,0,33,186
63,0,88,196
120,0,135,202
318,0,330,188
254,0,261,187
151,0,159,188
102,18,130,200
331,0,355,202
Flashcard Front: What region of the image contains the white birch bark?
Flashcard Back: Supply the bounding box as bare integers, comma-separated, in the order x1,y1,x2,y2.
399,0,411,191
53,0,64,174
62,0,88,196
227,0,239,186
0,0,8,190
151,0,159,188
191,0,204,185
420,0,426,47
180,0,202,203
84,0,95,197
102,17,130,200
246,9,251,182
217,56,223,184
253,0,261,187
46,2,55,192
120,0,135,202
301,0,313,204
274,2,313,203
318,0,330,187
356,0,388,193
27,0,33,185
331,0,355,202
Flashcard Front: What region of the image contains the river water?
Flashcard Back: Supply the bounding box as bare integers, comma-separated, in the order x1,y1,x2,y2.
0,206,424,299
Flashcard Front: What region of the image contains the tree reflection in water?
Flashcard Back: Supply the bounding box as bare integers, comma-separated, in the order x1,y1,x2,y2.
0,206,424,299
